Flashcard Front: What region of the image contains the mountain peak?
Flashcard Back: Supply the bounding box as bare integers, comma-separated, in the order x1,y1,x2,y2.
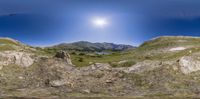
53,41,135,51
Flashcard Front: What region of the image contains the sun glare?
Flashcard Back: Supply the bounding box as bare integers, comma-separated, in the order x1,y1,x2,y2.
92,18,108,27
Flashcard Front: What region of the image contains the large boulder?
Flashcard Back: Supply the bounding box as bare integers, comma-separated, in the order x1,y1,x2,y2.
0,51,34,67
179,56,200,74
55,51,72,65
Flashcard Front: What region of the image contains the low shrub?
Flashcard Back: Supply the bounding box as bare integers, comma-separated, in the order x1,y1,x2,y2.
110,60,136,67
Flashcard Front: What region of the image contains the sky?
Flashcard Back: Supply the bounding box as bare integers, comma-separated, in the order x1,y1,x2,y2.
0,0,200,46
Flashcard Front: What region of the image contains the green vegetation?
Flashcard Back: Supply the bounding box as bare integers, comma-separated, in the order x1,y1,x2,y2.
0,38,22,51
109,60,136,67
0,38,19,45
3,36,200,67
37,36,200,67
0,45,16,51
70,52,124,67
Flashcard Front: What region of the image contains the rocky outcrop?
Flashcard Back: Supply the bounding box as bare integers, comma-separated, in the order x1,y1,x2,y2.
55,51,72,65
169,47,186,52
126,60,162,73
179,56,200,74
90,63,112,70
0,51,34,67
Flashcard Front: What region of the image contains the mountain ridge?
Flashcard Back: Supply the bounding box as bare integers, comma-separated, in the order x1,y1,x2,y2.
51,41,136,51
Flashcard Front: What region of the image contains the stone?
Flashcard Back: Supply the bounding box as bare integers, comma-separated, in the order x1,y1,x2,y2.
105,79,113,83
18,76,24,79
50,80,67,87
55,51,72,65
169,47,186,51
126,60,161,73
179,56,200,74
82,89,90,93
94,63,111,70
0,51,34,67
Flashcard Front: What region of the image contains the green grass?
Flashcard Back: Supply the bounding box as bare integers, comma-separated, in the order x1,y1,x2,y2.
0,39,21,51
0,45,16,51
39,47,137,67
109,60,136,68
37,36,200,67
40,45,200,67
71,52,124,67
0,39,19,45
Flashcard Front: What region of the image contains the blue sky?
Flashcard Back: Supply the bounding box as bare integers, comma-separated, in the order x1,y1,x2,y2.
0,0,200,46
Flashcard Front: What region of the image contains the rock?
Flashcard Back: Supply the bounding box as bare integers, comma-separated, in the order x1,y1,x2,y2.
93,63,112,70
0,51,34,67
105,79,113,83
126,60,161,73
169,47,186,52
50,79,67,87
55,51,72,65
82,63,112,71
82,89,90,93
179,56,200,74
118,60,128,64
18,76,24,79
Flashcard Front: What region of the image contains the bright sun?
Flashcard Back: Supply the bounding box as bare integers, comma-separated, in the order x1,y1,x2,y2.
92,18,108,27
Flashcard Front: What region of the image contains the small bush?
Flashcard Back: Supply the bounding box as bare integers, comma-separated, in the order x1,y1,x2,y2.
96,55,103,58
79,53,85,56
78,57,84,62
109,62,118,68
110,60,136,68
71,52,76,55
120,60,136,67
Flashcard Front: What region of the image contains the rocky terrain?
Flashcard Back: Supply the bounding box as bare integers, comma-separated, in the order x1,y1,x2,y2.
1,36,200,98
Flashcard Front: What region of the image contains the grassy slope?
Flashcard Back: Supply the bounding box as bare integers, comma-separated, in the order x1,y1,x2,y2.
0,38,23,51
40,36,200,67
140,36,200,50
72,37,200,66
3,36,199,67
127,36,200,60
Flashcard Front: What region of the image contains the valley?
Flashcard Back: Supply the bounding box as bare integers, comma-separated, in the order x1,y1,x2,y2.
1,36,200,98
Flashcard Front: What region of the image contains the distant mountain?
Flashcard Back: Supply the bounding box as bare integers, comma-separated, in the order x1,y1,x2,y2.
51,41,135,51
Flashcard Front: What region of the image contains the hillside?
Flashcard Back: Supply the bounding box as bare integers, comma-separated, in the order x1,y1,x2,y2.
0,38,25,51
140,36,200,51
124,36,200,61
2,36,200,98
